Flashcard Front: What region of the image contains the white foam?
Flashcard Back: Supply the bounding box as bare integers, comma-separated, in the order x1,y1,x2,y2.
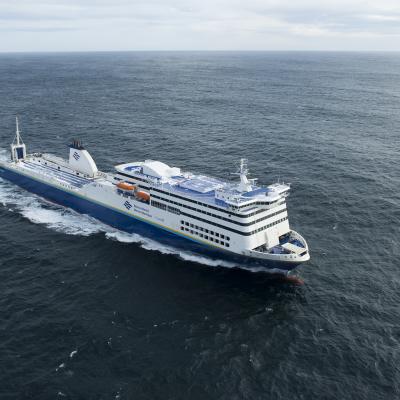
0,177,105,236
55,363,65,371
105,231,143,243
69,350,78,358
105,231,239,268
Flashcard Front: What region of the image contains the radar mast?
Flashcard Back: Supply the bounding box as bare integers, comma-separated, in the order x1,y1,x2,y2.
11,116,26,162
234,158,256,192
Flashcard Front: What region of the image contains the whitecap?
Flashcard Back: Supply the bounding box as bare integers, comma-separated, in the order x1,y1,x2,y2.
69,350,77,358
56,363,65,371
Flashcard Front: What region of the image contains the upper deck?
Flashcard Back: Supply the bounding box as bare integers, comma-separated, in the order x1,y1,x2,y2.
17,157,93,189
114,160,289,211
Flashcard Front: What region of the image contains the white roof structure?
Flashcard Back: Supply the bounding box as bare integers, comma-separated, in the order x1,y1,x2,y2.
142,160,181,179
114,160,181,181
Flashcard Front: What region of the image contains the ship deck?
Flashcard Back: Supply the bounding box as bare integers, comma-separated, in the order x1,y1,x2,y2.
157,180,266,209
21,160,92,188
117,163,279,210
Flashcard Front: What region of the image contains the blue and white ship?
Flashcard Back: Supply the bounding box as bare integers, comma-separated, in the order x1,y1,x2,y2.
0,119,310,271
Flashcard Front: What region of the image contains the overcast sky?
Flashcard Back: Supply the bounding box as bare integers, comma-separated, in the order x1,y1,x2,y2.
1,0,400,52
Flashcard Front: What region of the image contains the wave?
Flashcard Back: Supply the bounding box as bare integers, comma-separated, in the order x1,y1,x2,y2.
105,231,239,268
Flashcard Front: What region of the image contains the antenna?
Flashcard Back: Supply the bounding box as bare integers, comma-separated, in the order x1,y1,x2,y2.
232,158,256,192
232,158,248,176
16,116,21,145
11,116,27,162
239,158,248,175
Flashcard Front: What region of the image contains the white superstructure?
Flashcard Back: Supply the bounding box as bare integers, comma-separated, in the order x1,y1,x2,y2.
0,120,310,269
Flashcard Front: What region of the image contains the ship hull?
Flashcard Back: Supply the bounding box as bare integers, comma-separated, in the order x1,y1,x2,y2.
0,165,300,272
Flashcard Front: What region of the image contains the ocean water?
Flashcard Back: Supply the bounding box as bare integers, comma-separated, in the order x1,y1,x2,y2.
0,51,399,399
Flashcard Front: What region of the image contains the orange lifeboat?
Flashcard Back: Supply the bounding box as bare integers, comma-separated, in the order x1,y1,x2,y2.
117,182,135,191
136,191,150,202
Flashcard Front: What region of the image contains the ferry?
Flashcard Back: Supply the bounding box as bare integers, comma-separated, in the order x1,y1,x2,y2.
0,119,310,272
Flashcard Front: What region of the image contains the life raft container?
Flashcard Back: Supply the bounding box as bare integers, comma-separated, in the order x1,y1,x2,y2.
136,191,150,202
117,182,136,191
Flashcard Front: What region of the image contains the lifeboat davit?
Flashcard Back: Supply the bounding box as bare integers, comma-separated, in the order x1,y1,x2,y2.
136,191,150,202
117,182,135,191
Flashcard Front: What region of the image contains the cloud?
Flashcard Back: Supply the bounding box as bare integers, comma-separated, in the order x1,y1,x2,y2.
1,0,400,51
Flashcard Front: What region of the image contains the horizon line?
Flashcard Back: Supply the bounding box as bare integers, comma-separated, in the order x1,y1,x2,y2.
1,49,400,54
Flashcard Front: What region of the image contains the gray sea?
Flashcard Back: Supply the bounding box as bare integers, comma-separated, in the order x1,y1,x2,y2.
0,51,399,399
